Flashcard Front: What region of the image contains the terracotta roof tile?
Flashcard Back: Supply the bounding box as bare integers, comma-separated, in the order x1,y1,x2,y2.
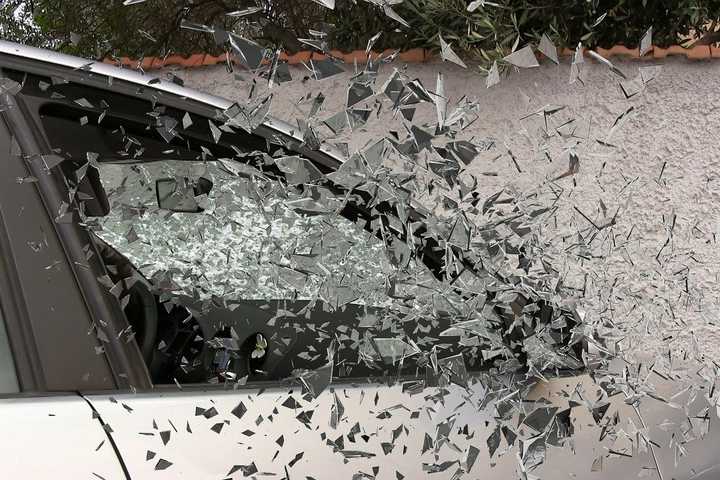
103,45,714,70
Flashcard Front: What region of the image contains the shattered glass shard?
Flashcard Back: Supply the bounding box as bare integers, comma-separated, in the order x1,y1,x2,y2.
409,125,434,151
587,50,627,79
503,45,539,68
546,408,574,446
182,112,192,130
372,338,420,365
538,33,559,64
221,95,272,132
467,0,500,11
323,111,349,135
439,34,468,68
231,401,247,420
445,140,480,165
154,459,172,471
266,50,292,88
569,43,584,84
404,79,433,103
311,0,336,8
274,156,324,184
437,353,469,388
486,425,501,457
382,69,404,103
225,6,263,17
347,108,372,130
521,435,546,470
227,463,258,477
486,61,500,88
592,12,608,27
298,37,329,52
299,120,322,149
435,72,447,129
347,81,374,108
639,65,662,84
573,43,584,64
179,20,214,33
448,214,471,250
466,445,480,472
309,92,326,118
310,58,345,80
297,361,333,398
400,106,415,121
208,119,222,143
212,27,229,46
228,33,266,70
522,406,558,432
271,62,292,85
382,4,409,28
74,97,94,109
640,26,653,56
366,32,382,54
619,77,643,98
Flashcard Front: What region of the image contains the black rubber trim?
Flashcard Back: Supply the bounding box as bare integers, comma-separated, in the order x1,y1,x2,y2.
0,112,45,391
0,207,43,391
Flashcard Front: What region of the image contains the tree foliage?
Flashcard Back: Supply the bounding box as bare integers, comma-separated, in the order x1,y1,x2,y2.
402,0,720,62
1,0,719,62
0,0,51,49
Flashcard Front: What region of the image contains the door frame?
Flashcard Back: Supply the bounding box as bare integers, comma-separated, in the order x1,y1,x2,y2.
0,84,152,392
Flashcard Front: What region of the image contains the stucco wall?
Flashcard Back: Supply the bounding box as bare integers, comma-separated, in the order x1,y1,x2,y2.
167,56,720,362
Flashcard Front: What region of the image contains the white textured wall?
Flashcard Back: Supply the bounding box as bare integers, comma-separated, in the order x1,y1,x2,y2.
168,56,720,362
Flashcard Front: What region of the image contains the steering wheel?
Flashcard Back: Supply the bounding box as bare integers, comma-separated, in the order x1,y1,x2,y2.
122,279,159,365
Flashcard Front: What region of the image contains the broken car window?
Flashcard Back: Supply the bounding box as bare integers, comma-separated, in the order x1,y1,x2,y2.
9,67,584,397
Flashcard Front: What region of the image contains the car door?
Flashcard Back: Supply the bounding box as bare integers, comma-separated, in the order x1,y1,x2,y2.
81,148,487,479
0,51,521,479
26,72,720,480
0,90,129,479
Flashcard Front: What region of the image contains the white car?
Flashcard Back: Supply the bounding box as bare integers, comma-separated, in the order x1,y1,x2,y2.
0,40,716,479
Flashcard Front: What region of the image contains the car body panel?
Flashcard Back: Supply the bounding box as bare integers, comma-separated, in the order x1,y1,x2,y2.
0,395,126,479
86,383,503,479
86,375,720,479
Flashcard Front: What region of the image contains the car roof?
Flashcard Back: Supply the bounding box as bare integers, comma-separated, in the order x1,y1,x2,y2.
0,40,233,109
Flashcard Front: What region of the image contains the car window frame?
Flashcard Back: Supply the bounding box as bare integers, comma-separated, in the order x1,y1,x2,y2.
0,54,435,259
0,82,152,393
0,59,472,394
0,112,51,393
